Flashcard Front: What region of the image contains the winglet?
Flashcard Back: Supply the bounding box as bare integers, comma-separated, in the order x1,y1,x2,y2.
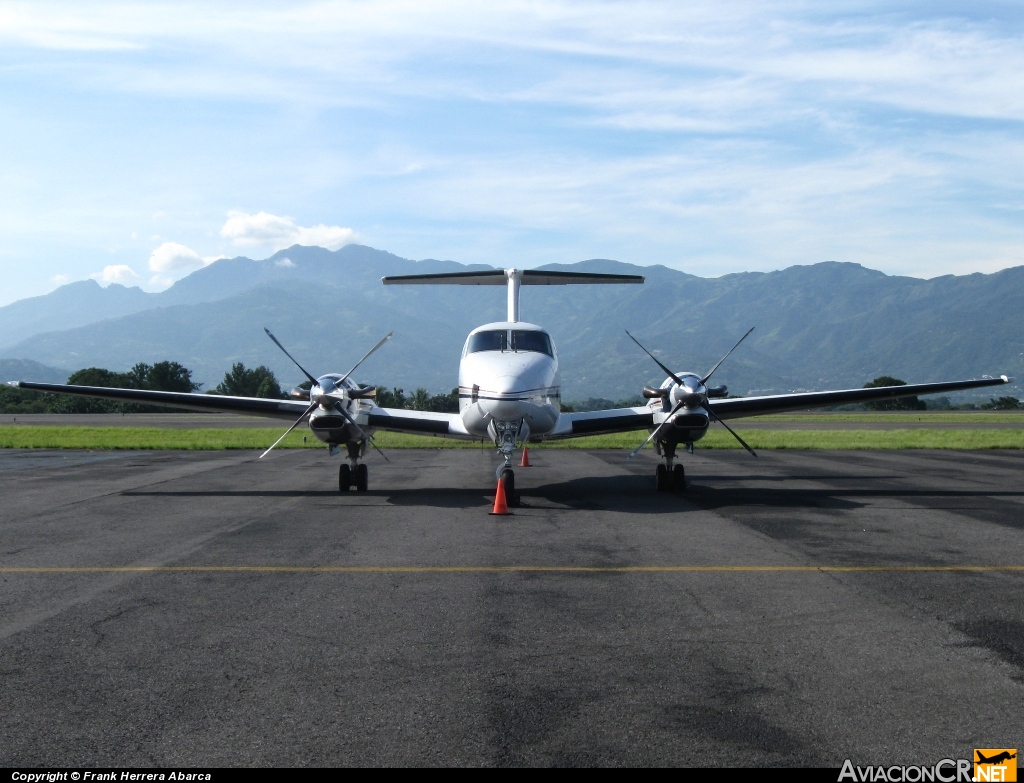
6,381,21,387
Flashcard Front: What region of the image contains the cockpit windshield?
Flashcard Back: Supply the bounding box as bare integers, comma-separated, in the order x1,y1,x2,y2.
467,329,553,357
467,330,507,353
511,330,552,355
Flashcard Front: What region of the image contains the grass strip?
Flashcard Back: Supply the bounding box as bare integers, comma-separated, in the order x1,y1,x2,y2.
741,412,1024,423
1,426,1023,450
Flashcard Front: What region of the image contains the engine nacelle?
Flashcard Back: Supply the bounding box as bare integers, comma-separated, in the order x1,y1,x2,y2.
288,386,311,401
707,385,728,398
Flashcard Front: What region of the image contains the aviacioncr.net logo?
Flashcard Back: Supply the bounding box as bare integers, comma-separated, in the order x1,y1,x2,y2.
838,759,973,782
974,749,1017,782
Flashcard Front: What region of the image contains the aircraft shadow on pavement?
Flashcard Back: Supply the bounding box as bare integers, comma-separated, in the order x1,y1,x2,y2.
696,474,902,482
685,484,1024,512
124,487,492,508
496,474,694,514
121,482,1024,516
124,489,346,498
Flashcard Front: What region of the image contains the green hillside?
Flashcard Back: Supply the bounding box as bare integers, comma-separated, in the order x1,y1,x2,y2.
2,245,1021,401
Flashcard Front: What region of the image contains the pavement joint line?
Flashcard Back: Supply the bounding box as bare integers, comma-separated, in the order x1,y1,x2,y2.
2,565,1023,573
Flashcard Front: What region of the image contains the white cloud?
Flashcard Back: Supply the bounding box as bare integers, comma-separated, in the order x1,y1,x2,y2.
220,211,356,250
93,264,140,285
275,257,295,267
51,273,70,286
144,242,222,290
4,1,1024,299
148,241,205,273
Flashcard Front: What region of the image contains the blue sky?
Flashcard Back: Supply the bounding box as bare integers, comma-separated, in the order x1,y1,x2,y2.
1,1,1023,305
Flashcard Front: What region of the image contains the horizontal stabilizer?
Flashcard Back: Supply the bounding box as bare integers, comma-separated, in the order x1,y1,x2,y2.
382,269,644,285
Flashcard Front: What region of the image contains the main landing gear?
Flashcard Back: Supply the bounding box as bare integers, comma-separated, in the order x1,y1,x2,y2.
654,440,687,493
338,442,369,492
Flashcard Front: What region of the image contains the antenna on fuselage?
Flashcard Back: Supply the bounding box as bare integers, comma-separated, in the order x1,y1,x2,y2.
381,268,644,322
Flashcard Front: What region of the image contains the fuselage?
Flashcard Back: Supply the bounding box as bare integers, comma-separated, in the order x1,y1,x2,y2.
457,321,561,440
455,321,712,447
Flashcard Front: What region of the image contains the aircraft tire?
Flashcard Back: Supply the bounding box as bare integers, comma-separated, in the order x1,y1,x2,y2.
672,464,686,492
655,464,669,492
338,463,351,492
500,468,518,507
355,463,369,492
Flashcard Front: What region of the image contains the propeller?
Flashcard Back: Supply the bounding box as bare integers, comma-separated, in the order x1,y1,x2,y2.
625,327,756,458
627,404,681,459
259,328,393,460
331,400,390,463
707,407,757,458
700,326,754,385
264,328,317,386
260,401,318,459
625,331,684,387
338,332,394,385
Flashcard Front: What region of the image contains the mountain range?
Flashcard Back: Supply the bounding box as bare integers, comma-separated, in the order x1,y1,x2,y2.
2,244,1021,402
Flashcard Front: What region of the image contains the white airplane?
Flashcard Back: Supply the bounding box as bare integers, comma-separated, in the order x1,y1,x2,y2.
10,267,1012,499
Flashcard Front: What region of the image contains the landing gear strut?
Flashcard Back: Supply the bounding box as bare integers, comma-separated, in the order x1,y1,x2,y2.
338,441,369,492
654,440,687,492
492,420,523,507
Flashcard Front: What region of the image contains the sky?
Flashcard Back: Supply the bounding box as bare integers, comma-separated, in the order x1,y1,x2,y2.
1,1,1024,305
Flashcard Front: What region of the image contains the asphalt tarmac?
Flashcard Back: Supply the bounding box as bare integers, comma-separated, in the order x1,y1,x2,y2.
1,447,1022,767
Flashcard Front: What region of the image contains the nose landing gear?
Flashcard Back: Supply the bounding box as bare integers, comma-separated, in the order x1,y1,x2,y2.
500,467,516,501
492,420,524,507
654,440,687,492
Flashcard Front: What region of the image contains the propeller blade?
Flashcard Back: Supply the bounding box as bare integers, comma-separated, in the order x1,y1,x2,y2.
259,401,317,459
700,327,754,385
627,400,683,460
333,402,390,463
625,330,684,387
707,407,757,457
264,328,318,386
338,332,394,385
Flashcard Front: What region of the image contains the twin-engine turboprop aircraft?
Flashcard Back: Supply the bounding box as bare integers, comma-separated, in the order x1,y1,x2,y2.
10,267,1012,499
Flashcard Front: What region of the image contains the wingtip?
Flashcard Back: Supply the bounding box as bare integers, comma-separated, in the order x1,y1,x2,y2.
6,380,22,388
1003,375,1014,383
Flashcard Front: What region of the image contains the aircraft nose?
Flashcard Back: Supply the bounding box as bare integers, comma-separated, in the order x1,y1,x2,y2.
490,375,520,395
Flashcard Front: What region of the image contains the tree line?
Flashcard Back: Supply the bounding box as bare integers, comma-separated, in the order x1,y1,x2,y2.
0,361,464,414
0,366,1019,414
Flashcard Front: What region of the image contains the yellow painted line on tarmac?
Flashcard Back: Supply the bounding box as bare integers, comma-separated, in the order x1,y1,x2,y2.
1,565,1023,573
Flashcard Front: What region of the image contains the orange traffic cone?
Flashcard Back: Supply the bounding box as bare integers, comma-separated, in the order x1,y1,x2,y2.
489,478,512,515
520,447,531,467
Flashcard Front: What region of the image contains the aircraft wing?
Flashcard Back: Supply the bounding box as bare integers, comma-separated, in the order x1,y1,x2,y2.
545,407,655,439
707,376,1013,420
9,381,311,421
363,406,478,441
12,381,479,440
